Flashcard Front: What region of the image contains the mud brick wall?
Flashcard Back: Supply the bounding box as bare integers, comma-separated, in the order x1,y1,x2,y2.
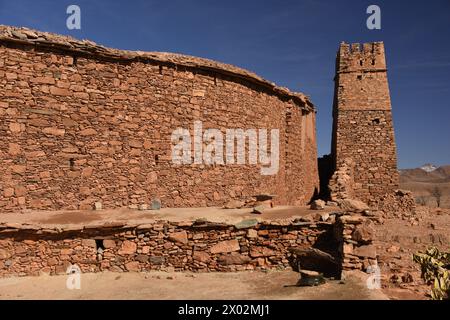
331,42,399,205
0,219,334,277
0,27,318,212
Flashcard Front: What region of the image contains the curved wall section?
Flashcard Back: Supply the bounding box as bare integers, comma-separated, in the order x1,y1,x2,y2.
0,27,318,212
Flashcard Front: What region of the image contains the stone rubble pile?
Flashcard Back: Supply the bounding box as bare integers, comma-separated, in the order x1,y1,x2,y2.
329,158,355,201
376,189,417,219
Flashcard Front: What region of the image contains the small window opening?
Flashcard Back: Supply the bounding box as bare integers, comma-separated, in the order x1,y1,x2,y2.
95,239,105,250
357,75,362,80
69,158,75,169
155,155,160,164
359,60,363,66
54,71,62,80
372,118,380,125
159,66,163,75
372,59,375,65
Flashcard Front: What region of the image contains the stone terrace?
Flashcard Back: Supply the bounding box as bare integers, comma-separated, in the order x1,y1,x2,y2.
0,206,342,277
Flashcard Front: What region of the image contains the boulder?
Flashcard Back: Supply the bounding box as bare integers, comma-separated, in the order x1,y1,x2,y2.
289,247,340,277
223,200,245,209
352,220,375,243
310,199,326,210
338,199,370,212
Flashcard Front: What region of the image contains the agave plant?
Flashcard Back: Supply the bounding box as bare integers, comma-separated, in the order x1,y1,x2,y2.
413,247,450,300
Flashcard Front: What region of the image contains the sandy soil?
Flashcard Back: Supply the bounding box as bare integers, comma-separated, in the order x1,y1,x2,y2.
0,270,387,300
375,207,450,300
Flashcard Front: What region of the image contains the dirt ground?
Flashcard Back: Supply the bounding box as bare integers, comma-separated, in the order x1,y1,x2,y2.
0,270,388,300
1,205,447,300
375,207,450,300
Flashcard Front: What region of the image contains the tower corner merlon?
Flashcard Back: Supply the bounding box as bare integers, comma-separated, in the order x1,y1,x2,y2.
336,41,387,73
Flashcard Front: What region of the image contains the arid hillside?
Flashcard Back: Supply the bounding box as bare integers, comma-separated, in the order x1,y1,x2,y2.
400,165,450,208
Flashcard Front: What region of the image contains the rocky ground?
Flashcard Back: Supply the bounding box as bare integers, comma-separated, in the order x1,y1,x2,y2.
0,270,387,300
375,206,450,300
0,204,447,300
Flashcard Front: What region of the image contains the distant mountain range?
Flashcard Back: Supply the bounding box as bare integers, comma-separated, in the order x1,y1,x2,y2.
400,164,450,184
399,164,450,208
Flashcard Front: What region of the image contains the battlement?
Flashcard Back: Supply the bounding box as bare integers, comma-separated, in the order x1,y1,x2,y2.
336,41,386,73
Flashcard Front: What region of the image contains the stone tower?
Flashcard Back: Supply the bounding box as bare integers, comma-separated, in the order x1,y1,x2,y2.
331,42,399,204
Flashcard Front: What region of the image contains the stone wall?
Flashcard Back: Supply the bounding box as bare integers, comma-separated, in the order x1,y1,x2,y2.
335,213,377,271
0,26,318,212
331,42,399,205
0,218,334,277
329,158,355,201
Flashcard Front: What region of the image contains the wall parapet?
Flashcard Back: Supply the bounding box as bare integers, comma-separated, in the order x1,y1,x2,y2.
0,25,314,112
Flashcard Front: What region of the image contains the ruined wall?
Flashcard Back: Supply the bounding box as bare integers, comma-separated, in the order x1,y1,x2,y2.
335,213,377,271
0,218,334,277
331,42,399,204
0,27,318,212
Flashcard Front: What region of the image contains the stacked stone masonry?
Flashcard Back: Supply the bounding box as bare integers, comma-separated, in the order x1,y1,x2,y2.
0,26,319,212
331,42,399,205
0,217,335,277
335,213,377,271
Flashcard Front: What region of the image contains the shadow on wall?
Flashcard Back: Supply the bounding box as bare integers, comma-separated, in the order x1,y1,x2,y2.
317,154,334,201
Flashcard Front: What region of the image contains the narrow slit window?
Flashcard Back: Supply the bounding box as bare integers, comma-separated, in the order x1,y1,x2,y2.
69,158,75,169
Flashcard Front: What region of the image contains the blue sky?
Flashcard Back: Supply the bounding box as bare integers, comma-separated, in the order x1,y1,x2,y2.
1,0,449,169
